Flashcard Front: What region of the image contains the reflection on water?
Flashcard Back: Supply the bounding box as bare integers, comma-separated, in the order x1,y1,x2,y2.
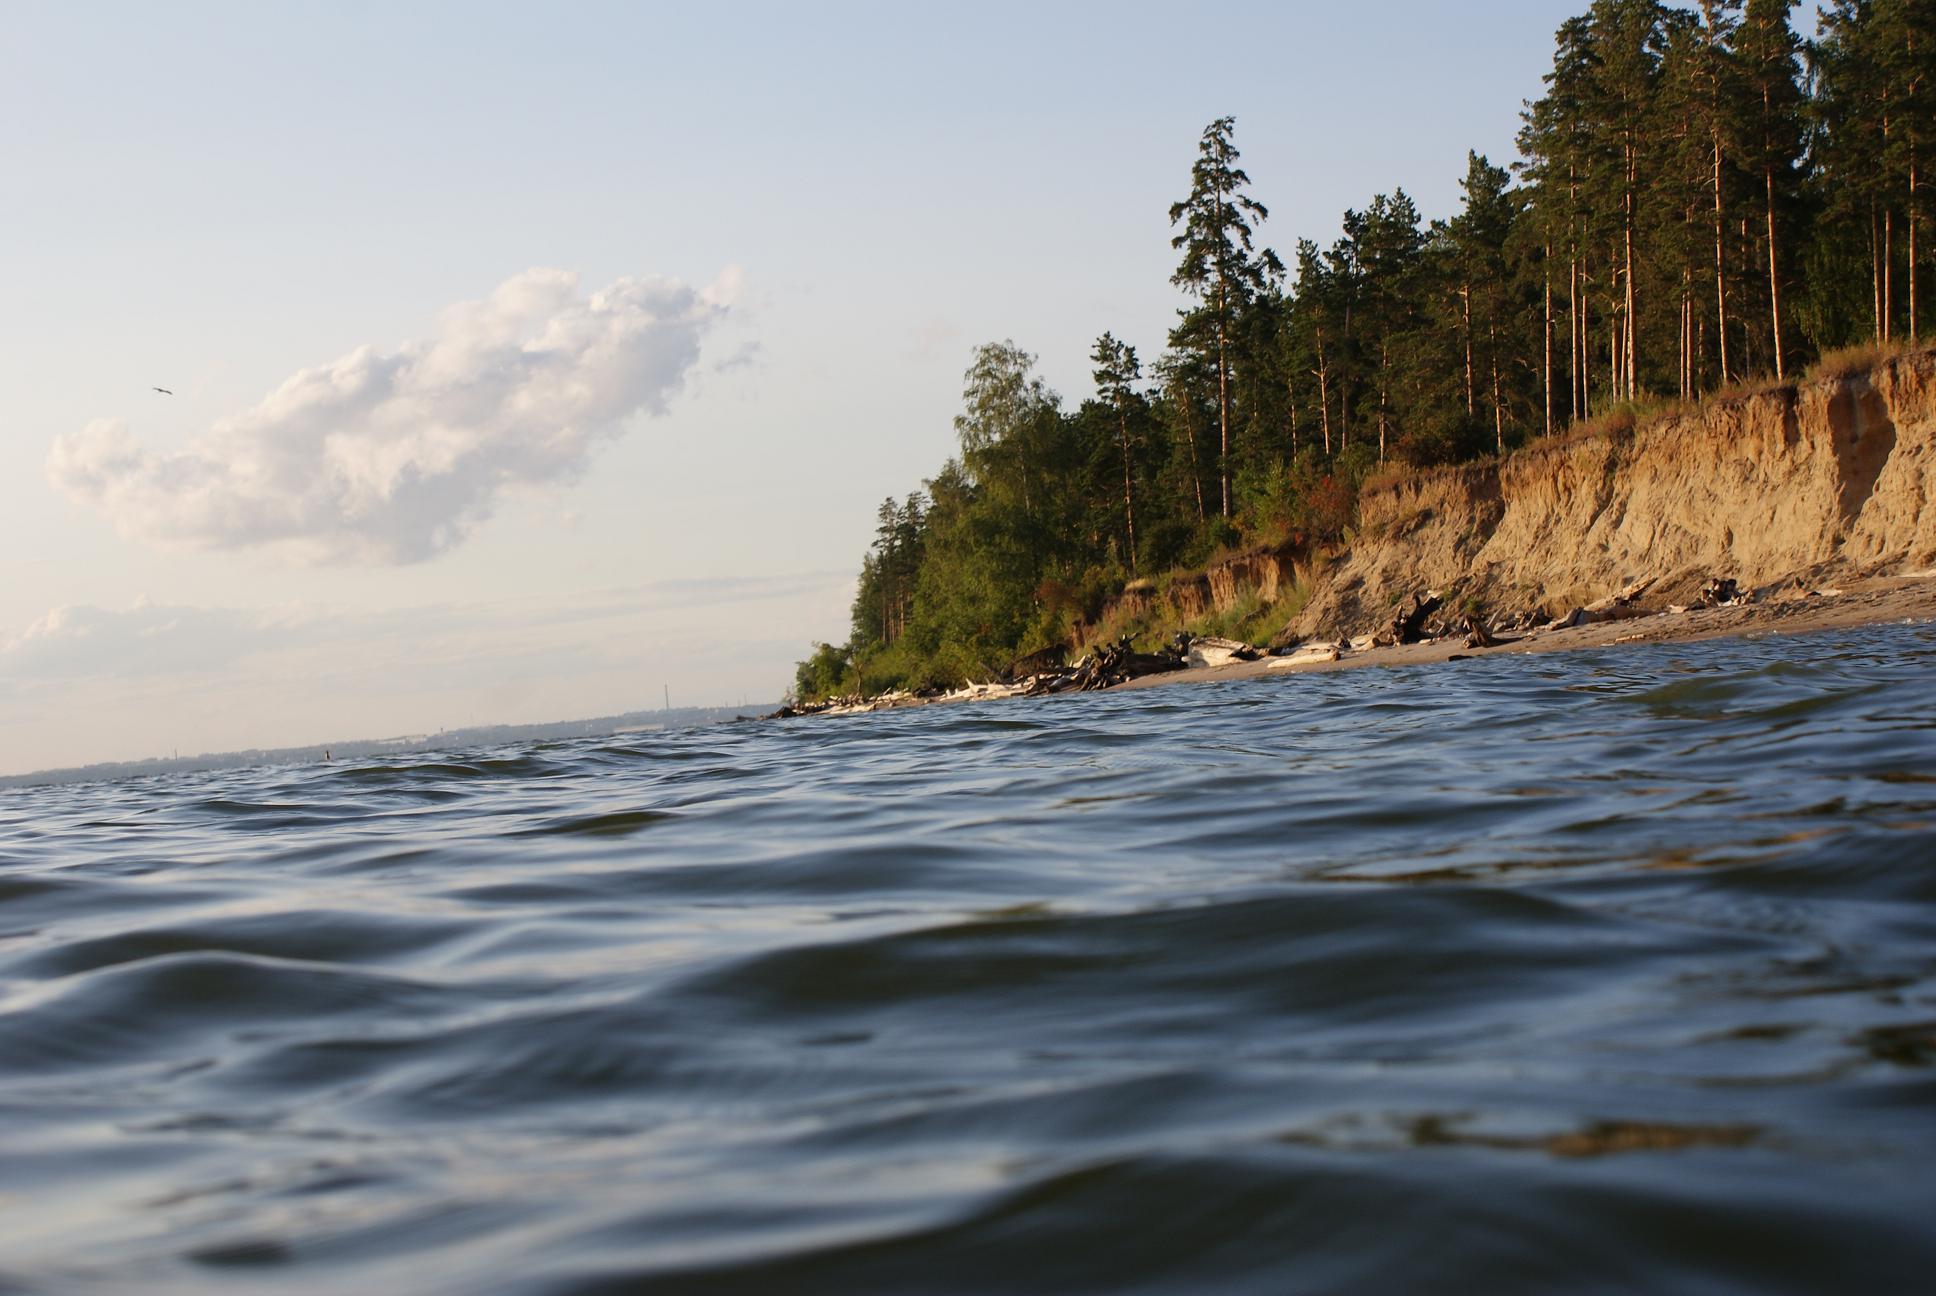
3,624,1936,1293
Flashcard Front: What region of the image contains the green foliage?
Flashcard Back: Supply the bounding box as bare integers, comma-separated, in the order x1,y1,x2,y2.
793,642,854,703
795,1,1919,698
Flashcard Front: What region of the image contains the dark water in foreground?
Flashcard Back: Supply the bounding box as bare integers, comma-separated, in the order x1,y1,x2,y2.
5,626,1936,1294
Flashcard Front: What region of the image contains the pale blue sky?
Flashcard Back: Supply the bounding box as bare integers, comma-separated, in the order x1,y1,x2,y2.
2,2,1783,773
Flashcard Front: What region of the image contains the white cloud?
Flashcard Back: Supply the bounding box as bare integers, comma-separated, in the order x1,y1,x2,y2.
48,267,738,564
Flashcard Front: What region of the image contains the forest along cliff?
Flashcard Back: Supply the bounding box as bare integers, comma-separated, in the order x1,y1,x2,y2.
795,1,1935,705
1291,352,1936,641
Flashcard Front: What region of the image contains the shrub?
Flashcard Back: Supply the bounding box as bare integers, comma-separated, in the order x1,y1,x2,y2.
793,642,855,702
1806,339,1912,382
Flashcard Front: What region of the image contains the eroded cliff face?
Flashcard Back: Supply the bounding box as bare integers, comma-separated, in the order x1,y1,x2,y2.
1111,546,1308,626
1292,352,1936,639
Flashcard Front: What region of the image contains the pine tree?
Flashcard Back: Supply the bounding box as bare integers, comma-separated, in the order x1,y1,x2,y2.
1521,15,1604,422
1698,2,1744,383
1091,332,1143,575
1343,192,1426,461
1735,0,1807,374
895,493,926,640
875,498,900,644
1586,0,1669,400
1288,240,1340,455
1169,117,1284,516
1815,1,1896,342
1875,0,1936,339
1154,347,1211,525
1447,154,1521,452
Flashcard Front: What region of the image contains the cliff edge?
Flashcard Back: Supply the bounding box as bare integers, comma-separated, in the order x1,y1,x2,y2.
1291,350,1936,640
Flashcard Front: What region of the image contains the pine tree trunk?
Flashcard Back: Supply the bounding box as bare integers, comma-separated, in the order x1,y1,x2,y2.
1568,261,1578,421
1220,184,1230,518
1543,245,1554,437
1340,298,1352,449
1378,340,1389,463
1568,171,1584,421
1462,280,1474,415
1678,245,1690,401
1687,290,1696,397
1873,204,1884,344
1739,216,1757,374
1582,247,1594,418
1315,325,1333,457
1625,142,1639,399
1714,132,1731,385
1672,290,1688,401
1625,225,1638,399
1884,100,1895,343
1118,409,1138,577
1216,294,1230,519
1489,322,1504,455
1178,392,1206,523
1766,161,1785,379
1698,314,1706,393
1613,283,1623,404
1912,36,1923,343
1885,207,1895,343
1908,157,1920,342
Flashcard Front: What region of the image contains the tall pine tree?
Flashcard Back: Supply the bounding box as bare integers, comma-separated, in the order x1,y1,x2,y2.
1169,116,1284,516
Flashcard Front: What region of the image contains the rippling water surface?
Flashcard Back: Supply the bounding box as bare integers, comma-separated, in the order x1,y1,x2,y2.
5,624,1936,1293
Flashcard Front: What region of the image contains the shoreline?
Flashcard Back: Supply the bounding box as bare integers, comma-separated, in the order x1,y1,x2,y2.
1112,571,1936,691
793,571,1936,718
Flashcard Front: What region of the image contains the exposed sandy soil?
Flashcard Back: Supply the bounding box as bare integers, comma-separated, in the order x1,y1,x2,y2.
1288,352,1936,644
1114,571,1936,693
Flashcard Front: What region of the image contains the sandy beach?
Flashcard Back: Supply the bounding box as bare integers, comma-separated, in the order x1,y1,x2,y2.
1114,571,1936,692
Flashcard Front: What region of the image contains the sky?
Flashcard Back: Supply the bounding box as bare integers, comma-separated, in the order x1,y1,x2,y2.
2,0,1709,774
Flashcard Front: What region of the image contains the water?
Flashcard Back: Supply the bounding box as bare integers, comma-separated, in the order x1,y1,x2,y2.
4,624,1936,1294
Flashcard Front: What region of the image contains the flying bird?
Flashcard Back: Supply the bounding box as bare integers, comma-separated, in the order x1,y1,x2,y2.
152,387,173,395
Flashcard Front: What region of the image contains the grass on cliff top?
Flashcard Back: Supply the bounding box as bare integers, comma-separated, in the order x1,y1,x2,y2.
1367,342,1936,503
1805,338,1925,382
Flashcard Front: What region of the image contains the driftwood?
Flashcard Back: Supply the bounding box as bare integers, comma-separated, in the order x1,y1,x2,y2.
1020,635,1190,695
1387,591,1443,645
1003,644,1069,683
1700,576,1741,608
1183,634,1263,668
1269,642,1341,667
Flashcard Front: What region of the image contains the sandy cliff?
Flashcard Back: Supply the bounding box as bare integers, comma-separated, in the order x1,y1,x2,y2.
1290,351,1936,640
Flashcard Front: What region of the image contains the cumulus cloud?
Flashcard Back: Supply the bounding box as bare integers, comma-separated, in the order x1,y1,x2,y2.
48,267,738,563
